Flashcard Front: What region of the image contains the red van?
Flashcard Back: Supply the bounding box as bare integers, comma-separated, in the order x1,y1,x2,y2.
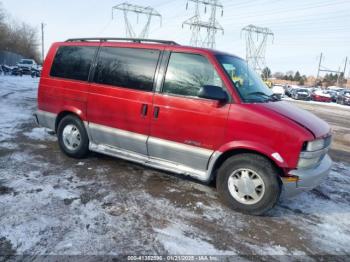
35,38,332,215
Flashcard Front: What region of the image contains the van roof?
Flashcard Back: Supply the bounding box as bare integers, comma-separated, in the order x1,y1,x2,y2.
62,37,243,60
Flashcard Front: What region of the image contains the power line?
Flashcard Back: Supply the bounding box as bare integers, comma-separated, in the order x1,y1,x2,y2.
221,0,349,21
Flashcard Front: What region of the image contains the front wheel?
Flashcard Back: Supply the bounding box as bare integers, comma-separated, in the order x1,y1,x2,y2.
217,153,281,215
57,115,90,158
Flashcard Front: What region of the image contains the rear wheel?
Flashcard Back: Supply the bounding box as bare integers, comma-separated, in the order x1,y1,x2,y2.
217,153,281,215
57,115,89,158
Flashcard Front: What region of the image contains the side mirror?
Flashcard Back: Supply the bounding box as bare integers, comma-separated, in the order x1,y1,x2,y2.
198,85,228,103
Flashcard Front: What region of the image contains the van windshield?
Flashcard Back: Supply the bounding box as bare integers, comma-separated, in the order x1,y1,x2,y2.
216,55,277,103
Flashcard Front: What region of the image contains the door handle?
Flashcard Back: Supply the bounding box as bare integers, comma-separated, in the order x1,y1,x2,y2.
154,106,160,119
141,104,148,117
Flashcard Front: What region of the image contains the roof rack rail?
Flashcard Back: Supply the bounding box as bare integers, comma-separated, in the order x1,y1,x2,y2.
65,38,179,45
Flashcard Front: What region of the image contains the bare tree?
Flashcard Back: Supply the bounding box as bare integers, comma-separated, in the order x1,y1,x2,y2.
0,2,40,62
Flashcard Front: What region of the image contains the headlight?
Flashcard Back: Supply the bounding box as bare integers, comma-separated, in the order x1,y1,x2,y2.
297,137,331,169
305,139,324,151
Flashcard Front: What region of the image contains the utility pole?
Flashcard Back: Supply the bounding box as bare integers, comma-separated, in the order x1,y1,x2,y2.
343,56,348,78
316,54,347,87
316,52,323,82
41,23,45,63
182,0,224,49
112,2,162,39
241,24,274,76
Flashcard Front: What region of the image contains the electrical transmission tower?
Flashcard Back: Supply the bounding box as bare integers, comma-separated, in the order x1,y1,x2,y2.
112,2,162,39
241,25,274,75
182,0,224,48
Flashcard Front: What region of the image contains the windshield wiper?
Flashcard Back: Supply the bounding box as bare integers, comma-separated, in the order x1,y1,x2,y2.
245,92,280,102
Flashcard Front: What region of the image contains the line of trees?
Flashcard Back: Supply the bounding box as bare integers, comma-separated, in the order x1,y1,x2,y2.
319,73,346,87
262,66,347,87
262,67,307,85
0,2,40,62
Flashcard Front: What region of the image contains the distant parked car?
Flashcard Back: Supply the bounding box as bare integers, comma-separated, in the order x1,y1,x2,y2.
272,85,285,99
311,90,332,102
337,90,350,105
325,90,337,102
11,66,23,76
17,59,37,75
285,86,292,97
1,65,12,75
292,88,310,100
31,68,41,78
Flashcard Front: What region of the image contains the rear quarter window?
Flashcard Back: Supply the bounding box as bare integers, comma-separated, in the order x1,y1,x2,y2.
50,46,97,81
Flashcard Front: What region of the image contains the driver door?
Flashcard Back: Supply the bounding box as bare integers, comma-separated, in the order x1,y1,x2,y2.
148,52,230,171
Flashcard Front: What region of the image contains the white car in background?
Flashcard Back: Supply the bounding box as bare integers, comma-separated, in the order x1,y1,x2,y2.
272,85,285,99
17,59,38,74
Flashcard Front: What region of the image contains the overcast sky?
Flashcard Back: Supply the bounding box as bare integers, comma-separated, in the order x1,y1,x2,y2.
1,0,349,76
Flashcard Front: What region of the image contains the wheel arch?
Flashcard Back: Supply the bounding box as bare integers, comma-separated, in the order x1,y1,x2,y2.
208,147,286,183
55,110,84,132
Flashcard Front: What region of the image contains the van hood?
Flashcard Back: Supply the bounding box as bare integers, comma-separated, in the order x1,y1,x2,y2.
259,101,330,138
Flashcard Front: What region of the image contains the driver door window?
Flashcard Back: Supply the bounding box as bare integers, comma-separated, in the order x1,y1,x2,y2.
163,52,224,97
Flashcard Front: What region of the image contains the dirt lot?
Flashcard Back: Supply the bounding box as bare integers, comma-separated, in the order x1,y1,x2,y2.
0,76,349,259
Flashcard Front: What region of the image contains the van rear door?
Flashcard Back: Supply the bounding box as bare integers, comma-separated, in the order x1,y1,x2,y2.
87,44,161,156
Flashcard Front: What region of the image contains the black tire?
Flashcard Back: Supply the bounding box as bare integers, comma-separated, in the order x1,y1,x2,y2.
57,115,89,158
216,153,281,215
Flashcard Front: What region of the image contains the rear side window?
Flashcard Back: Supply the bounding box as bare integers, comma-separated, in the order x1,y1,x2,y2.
50,46,97,81
93,47,160,91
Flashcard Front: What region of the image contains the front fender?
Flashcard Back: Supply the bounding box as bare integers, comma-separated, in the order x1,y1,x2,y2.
217,140,289,168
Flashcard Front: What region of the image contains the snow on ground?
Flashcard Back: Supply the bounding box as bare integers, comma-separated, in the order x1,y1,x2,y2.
0,75,350,257
275,162,350,254
154,224,236,255
23,127,57,141
0,76,38,142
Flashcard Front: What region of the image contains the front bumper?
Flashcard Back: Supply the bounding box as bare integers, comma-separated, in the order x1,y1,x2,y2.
281,154,332,198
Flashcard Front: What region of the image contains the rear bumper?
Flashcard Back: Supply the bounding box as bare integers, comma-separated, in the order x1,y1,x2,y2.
281,154,332,198
34,110,56,131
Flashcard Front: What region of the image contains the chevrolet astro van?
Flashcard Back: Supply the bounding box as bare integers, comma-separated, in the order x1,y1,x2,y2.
35,38,332,215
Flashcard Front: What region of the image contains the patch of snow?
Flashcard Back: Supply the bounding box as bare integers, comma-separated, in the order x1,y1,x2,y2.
154,224,236,255
0,75,39,142
314,90,329,96
0,142,18,150
23,127,57,141
276,162,350,254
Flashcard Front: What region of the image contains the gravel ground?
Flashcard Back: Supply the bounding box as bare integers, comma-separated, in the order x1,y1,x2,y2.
0,76,349,259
